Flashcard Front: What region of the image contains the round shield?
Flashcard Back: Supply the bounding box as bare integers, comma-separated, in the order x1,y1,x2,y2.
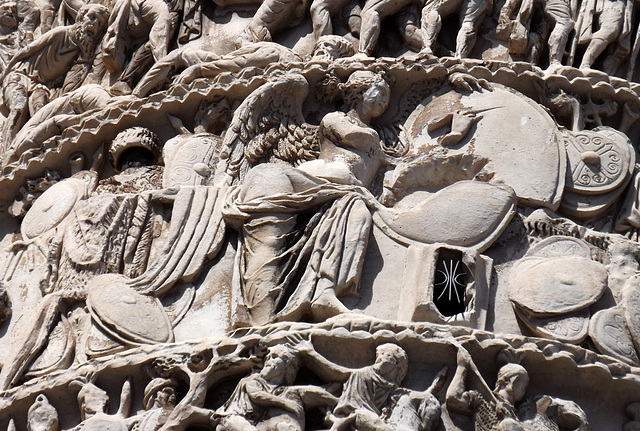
87,274,173,344
384,180,516,252
403,85,565,210
517,307,589,344
622,275,640,354
561,127,635,219
509,257,607,316
162,133,219,188
21,178,86,239
525,236,592,260
590,306,639,364
564,127,634,195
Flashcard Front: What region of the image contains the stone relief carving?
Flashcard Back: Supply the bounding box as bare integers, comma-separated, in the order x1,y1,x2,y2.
4,0,640,426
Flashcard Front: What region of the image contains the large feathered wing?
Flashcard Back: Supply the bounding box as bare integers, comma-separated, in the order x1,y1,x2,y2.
219,72,319,184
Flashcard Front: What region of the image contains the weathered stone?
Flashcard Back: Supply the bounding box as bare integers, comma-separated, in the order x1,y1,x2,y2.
4,0,640,426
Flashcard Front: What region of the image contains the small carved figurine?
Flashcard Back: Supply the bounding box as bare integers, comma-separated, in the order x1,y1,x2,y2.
27,394,59,431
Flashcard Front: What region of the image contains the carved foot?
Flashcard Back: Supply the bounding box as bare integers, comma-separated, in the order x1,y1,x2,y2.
415,49,436,61
545,61,563,76
110,81,132,96
310,290,350,322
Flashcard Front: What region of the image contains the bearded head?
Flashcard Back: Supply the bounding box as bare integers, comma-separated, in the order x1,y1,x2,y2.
0,2,18,32
71,4,108,59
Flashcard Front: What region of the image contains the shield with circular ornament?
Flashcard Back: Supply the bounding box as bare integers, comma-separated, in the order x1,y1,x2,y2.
564,127,634,195
86,274,174,345
560,127,635,218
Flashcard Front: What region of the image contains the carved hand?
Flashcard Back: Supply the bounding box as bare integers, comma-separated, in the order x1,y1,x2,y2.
175,66,200,86
449,72,492,93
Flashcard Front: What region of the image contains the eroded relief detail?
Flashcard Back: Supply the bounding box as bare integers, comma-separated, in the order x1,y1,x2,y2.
2,0,640,427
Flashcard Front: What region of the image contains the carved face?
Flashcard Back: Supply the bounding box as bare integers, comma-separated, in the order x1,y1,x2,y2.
344,71,391,120
73,4,108,56
28,413,59,431
77,5,107,39
260,351,288,383
259,346,299,385
496,365,529,403
313,43,339,60
374,347,399,375
373,344,407,383
0,3,17,29
361,79,390,119
79,386,108,419
312,36,355,60
155,387,177,409
27,395,59,431
506,373,528,403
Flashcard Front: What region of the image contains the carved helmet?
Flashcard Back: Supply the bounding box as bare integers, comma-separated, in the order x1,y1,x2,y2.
109,127,162,173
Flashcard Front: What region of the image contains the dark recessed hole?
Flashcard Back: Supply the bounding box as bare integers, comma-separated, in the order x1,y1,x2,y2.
433,248,467,317
118,147,155,171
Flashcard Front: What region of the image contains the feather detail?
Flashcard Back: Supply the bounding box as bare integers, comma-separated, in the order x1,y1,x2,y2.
221,72,319,183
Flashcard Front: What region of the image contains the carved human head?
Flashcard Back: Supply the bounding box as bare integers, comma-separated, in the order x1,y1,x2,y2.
188,347,214,372
110,127,161,172
27,394,59,431
374,343,408,384
0,2,17,30
143,377,178,410
75,4,108,35
73,4,108,56
342,71,390,119
260,345,300,385
312,36,355,60
77,382,108,420
608,240,640,269
494,363,529,403
194,98,231,134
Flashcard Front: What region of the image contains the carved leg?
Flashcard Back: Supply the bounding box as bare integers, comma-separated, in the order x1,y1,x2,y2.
28,86,50,116
528,31,544,65
126,42,156,88
1,76,31,154
310,279,351,321
547,20,572,66
237,0,304,46
420,8,441,55
310,0,345,39
580,34,616,69
0,293,64,390
241,213,298,325
236,164,312,325
358,7,382,54
603,34,630,75
133,49,185,97
580,7,623,69
456,22,476,58
354,409,393,431
138,0,172,61
310,198,371,321
456,0,487,59
134,47,217,97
